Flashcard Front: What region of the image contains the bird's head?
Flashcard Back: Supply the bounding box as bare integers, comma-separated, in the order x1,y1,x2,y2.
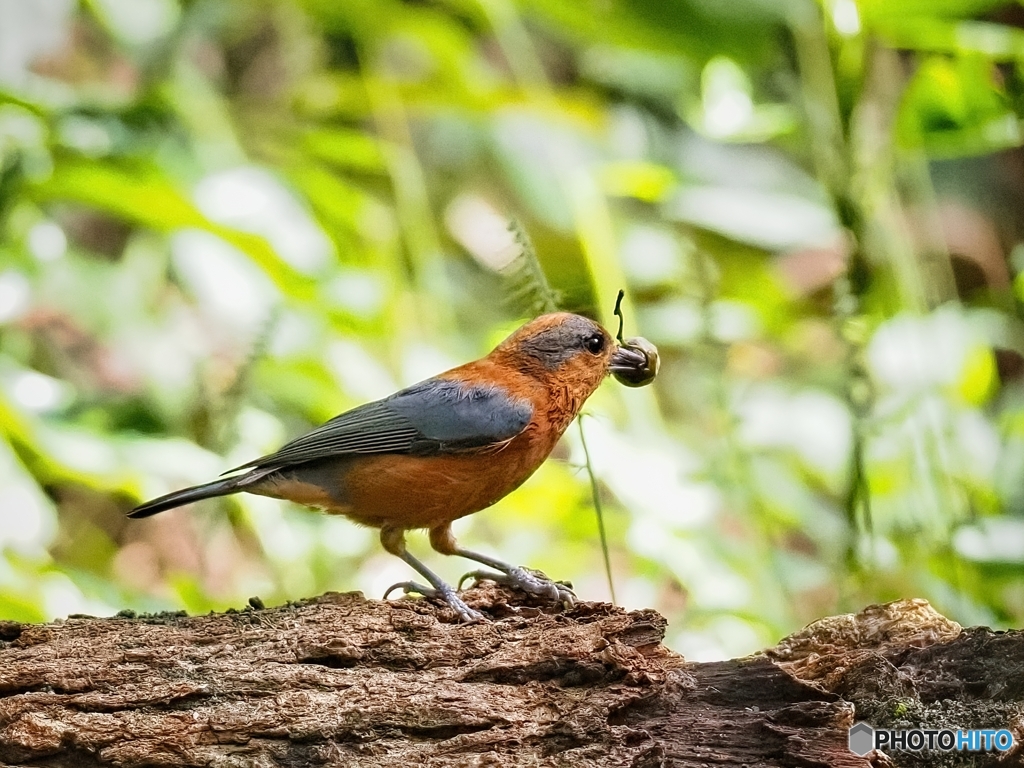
494,312,657,397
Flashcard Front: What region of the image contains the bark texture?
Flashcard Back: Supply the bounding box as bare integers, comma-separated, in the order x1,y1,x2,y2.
0,586,1020,767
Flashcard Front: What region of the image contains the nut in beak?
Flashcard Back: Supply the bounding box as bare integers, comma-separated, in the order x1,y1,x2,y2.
610,336,659,388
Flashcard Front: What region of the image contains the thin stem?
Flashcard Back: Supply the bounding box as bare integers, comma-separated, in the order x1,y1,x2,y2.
578,416,616,605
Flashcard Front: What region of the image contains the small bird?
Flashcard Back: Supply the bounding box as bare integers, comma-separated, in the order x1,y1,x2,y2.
129,312,657,621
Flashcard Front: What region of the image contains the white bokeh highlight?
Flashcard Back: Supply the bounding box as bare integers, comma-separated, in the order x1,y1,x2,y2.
194,166,333,274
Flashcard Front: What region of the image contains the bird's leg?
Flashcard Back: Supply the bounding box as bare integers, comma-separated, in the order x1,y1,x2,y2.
429,524,575,609
379,527,484,623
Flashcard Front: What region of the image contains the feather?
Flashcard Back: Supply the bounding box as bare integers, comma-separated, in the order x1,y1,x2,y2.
228,379,533,472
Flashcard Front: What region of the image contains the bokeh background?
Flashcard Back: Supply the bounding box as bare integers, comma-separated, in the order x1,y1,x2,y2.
4,0,1024,661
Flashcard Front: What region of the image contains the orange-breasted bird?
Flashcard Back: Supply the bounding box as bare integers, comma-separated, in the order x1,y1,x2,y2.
129,312,657,621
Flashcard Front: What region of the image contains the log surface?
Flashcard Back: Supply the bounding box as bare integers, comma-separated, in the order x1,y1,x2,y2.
0,587,1019,767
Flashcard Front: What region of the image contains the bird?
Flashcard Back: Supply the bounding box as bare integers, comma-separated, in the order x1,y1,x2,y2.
128,311,657,622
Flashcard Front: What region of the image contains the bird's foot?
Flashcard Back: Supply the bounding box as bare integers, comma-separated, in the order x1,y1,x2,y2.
383,580,485,623
459,567,576,610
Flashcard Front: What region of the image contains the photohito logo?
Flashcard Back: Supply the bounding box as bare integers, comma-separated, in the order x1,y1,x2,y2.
848,722,1015,756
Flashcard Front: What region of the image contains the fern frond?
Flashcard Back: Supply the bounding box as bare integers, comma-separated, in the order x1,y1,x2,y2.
500,220,561,316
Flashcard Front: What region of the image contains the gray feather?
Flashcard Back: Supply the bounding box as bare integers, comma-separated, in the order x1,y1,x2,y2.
228,379,532,472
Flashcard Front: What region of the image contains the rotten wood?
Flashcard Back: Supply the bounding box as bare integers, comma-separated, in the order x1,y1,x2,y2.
0,587,1020,767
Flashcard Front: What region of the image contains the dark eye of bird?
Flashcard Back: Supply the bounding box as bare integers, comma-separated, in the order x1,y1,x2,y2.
584,334,605,354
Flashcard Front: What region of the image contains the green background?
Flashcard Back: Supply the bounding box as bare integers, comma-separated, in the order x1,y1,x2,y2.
3,0,1024,660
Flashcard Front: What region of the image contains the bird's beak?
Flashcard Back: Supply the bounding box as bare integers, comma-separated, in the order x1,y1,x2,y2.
610,337,659,388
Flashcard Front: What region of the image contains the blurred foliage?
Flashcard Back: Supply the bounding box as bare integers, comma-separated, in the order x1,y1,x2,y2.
4,0,1024,660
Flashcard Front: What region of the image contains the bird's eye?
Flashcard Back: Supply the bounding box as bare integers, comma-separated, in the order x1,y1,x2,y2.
584,334,605,354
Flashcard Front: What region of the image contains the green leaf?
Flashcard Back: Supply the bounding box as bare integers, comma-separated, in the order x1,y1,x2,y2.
897,54,1020,157
31,157,318,300
302,128,387,173
860,0,1009,22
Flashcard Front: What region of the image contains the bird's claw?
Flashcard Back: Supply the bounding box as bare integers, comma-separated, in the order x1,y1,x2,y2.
459,567,576,610
383,580,485,623
383,580,433,600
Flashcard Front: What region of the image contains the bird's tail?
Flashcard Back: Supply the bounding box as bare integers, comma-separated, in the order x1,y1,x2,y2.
127,469,274,518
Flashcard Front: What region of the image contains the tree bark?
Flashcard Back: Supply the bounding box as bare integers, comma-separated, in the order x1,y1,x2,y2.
0,585,1018,767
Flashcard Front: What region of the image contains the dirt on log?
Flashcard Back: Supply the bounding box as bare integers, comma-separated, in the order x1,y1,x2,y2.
0,585,1021,767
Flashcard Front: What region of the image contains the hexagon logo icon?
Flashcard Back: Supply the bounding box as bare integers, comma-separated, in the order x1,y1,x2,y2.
848,722,874,756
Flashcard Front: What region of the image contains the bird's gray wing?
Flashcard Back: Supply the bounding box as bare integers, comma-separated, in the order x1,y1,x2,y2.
228,378,533,472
